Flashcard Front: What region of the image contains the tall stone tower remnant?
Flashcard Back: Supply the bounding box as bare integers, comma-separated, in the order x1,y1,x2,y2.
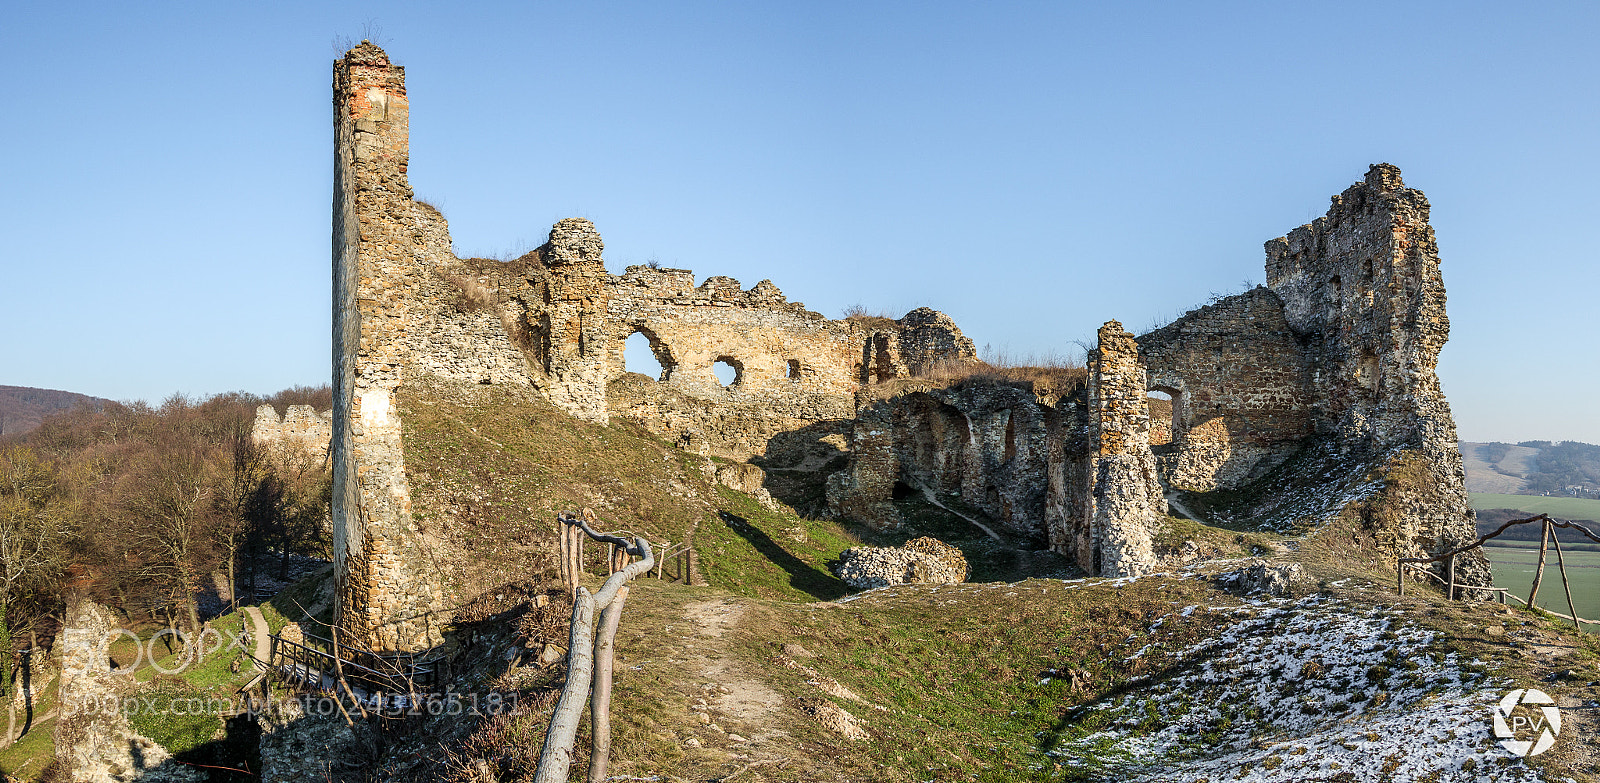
1264,164,1489,585
325,45,977,646
332,42,444,652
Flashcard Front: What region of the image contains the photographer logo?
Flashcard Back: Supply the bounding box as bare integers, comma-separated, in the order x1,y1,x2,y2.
1492,688,1560,757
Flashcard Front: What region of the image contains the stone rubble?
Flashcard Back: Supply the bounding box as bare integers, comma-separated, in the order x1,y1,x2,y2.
835,536,969,590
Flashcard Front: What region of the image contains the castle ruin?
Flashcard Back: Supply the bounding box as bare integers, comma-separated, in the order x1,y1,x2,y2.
330,43,1487,651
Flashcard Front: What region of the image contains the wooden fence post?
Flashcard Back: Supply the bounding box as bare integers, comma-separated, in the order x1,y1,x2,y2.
1529,519,1550,607
588,586,630,783
1445,553,1456,601
1551,528,1582,634
558,520,568,591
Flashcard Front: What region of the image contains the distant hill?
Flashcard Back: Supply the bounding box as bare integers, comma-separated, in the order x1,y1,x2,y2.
0,385,108,438
1459,440,1600,498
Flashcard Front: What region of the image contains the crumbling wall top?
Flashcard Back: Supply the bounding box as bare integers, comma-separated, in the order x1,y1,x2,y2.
546,218,605,267
341,41,391,66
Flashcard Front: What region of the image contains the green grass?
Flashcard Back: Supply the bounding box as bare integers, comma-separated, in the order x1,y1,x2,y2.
0,609,263,781
0,677,59,781
267,564,334,632
1484,542,1600,631
1470,493,1600,522
400,375,905,606
695,487,859,601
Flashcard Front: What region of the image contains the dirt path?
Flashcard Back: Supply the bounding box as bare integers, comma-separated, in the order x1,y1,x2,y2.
1165,493,1204,524
241,606,270,669
917,484,1002,541
678,599,789,754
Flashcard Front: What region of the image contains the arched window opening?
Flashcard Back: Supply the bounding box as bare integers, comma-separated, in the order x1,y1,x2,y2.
713,356,743,388
622,329,673,382
1002,413,1017,464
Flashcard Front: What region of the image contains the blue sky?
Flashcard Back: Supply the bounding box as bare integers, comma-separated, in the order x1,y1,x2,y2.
2,2,1596,443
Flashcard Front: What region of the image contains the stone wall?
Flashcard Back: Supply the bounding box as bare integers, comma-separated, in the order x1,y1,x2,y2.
331,43,446,652
1078,321,1165,576
825,166,1487,587
252,404,334,462
328,44,978,644
1137,287,1315,491
1263,163,1487,584
325,47,1486,593
55,600,198,782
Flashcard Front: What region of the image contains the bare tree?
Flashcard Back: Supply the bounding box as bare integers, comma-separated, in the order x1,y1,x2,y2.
0,446,70,672
121,442,219,633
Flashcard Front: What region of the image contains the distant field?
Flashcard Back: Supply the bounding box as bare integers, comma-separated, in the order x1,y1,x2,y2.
1484,543,1599,633
1468,493,1600,522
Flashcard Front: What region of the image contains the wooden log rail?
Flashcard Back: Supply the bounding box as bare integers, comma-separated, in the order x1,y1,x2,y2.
1396,513,1600,632
537,509,656,783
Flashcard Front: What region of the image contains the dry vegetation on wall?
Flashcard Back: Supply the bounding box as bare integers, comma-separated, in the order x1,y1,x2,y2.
840,303,898,328
912,354,1088,397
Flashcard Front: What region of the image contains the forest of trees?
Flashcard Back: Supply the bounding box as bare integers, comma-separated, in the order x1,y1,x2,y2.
0,385,333,675
1515,440,1600,495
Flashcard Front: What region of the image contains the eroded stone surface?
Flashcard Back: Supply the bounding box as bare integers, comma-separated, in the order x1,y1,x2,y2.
1083,322,1165,577
55,600,200,783
252,404,333,461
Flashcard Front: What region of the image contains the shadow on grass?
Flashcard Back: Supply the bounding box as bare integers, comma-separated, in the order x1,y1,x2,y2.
717,511,849,601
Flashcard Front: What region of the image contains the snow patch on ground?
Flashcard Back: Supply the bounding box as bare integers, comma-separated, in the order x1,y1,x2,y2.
1048,595,1543,782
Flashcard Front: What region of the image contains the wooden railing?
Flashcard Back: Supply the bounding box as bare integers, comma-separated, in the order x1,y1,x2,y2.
266,626,447,716
539,509,655,783
1397,513,1600,631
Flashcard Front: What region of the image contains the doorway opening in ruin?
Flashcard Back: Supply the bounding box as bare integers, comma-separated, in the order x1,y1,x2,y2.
892,481,916,501
713,356,743,387
786,359,801,380
1147,387,1179,447
623,328,674,382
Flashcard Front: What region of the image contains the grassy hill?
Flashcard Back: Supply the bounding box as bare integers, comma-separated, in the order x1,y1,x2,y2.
1461,441,1600,497
350,377,1598,782
27,379,1598,782
1470,493,1600,523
